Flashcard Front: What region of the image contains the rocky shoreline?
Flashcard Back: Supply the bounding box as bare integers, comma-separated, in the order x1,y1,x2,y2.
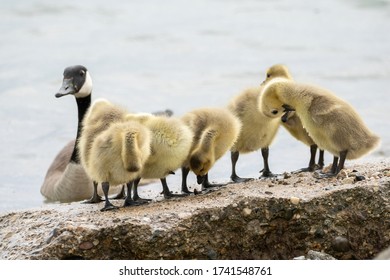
0,159,389,260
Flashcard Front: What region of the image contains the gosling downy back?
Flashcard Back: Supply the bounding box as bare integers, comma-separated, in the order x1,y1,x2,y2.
260,79,381,160
125,113,194,179
87,121,152,186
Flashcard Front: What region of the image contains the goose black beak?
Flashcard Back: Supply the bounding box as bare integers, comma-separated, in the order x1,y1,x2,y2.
55,78,75,98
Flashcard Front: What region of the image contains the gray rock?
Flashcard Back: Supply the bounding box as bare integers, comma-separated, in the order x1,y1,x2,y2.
0,160,389,260
332,236,350,252
293,250,336,260
374,246,390,260
306,250,336,260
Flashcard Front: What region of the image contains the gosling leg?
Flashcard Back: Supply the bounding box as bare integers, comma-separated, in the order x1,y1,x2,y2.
161,178,188,199
123,181,144,207
337,150,348,173
260,147,276,178
201,173,226,189
100,182,118,211
83,181,103,204
230,151,253,183
293,144,319,173
181,166,192,194
315,150,347,178
318,150,325,169
132,177,151,203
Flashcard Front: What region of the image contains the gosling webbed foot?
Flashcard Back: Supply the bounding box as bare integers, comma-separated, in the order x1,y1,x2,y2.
193,188,216,195
202,181,226,189
82,194,103,204
230,174,254,183
181,187,193,194
197,173,226,189
292,165,322,173
135,198,151,203
83,181,103,203
133,196,152,203
259,169,278,178
100,202,119,212
123,198,144,207
162,191,189,199
313,171,337,179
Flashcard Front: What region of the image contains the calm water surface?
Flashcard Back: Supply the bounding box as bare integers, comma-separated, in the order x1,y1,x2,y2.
0,0,389,213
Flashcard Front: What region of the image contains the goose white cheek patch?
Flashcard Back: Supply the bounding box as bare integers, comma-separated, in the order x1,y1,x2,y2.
75,71,93,98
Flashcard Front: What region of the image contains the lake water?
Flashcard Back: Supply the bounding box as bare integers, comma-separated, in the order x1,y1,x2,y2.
0,0,389,214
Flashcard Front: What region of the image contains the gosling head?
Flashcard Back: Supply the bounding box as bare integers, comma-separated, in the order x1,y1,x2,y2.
190,154,213,183
55,65,92,99
260,82,295,119
265,64,292,80
261,64,292,86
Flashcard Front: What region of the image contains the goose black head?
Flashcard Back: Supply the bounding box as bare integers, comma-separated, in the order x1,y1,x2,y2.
55,65,92,98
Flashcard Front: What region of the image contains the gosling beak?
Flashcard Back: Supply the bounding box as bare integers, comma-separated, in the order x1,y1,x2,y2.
282,104,295,112
281,111,290,123
55,78,75,98
197,175,205,184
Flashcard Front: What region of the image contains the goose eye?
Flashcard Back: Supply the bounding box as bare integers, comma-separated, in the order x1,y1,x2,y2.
271,109,278,115
80,70,85,77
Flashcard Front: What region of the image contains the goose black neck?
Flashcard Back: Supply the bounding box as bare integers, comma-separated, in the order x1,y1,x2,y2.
70,94,91,163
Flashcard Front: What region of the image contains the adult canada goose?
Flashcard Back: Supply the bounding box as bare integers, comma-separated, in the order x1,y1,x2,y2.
265,64,324,172
260,78,380,176
180,107,241,193
79,99,152,211
125,113,193,199
40,65,101,202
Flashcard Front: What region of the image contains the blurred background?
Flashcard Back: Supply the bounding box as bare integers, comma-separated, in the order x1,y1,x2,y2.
0,0,389,213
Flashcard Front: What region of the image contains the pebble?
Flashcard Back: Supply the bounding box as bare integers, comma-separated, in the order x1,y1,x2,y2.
290,197,300,205
355,175,366,181
210,214,219,221
337,169,348,179
242,208,252,217
332,236,350,252
307,250,336,260
79,241,94,250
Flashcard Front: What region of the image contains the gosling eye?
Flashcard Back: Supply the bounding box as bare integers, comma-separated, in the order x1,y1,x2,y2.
266,73,271,78
80,70,85,77
271,109,278,115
